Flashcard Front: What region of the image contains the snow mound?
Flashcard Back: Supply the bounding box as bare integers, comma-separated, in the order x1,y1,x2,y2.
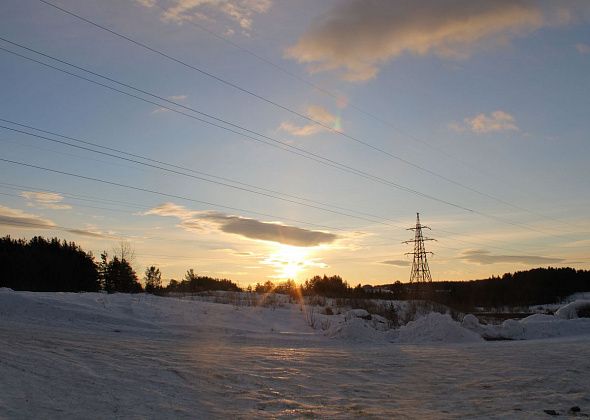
343,308,371,321
461,314,489,335
398,313,483,343
555,300,590,319
327,309,390,342
327,317,385,342
520,313,556,324
0,290,314,336
462,307,590,340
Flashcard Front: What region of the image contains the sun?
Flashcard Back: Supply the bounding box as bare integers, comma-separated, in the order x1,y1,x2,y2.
266,245,311,280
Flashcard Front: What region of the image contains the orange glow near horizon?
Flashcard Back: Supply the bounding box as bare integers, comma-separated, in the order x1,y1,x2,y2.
263,244,312,280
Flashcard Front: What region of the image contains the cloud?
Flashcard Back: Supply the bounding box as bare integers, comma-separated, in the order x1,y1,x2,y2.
379,259,411,267
145,202,338,247
233,251,256,256
168,94,188,101
151,94,189,114
576,43,590,54
21,191,72,210
461,249,564,265
450,110,519,134
286,1,587,81
0,205,56,229
135,0,156,7
0,205,116,239
278,105,341,137
137,0,272,31
65,228,112,239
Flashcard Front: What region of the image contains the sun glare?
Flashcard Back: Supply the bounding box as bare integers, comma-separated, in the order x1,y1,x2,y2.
265,245,311,280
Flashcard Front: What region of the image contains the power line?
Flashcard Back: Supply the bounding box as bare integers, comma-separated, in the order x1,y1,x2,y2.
0,157,353,233
0,218,123,240
0,182,544,258
0,123,399,228
148,0,338,100
5,118,575,246
0,41,477,213
0,181,150,210
168,3,579,234
143,0,536,207
4,130,571,262
0,190,136,215
1,117,410,226
0,40,576,239
35,0,570,227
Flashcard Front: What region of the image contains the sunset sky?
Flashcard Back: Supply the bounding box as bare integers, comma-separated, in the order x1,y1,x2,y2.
1,0,589,286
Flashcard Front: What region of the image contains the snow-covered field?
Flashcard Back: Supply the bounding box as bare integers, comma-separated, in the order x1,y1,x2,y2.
1,289,590,418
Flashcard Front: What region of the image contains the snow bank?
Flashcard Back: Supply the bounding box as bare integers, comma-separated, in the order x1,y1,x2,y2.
0,289,314,337
555,300,590,319
4,289,589,345
462,302,590,340
326,309,389,342
327,317,385,342
398,313,483,343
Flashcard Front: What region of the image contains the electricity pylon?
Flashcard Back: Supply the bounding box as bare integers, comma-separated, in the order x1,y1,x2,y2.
403,212,435,283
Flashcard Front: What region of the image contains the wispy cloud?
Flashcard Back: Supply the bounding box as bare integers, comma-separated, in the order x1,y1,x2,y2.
0,205,56,229
460,249,564,265
66,228,112,239
379,259,411,267
576,42,590,54
135,0,156,7
278,105,341,137
286,1,587,82
151,94,189,114
21,191,71,210
0,205,116,239
145,202,338,247
136,0,272,31
450,110,519,134
233,251,256,256
168,94,188,101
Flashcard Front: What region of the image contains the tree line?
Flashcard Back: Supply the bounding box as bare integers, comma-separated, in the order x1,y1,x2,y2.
1,236,588,308
426,267,590,309
0,236,239,294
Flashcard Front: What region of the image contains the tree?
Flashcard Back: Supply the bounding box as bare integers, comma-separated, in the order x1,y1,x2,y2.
98,251,110,291
0,236,99,292
144,266,162,294
112,241,135,266
101,253,142,293
161,269,241,294
303,275,349,297
185,268,197,282
255,280,275,294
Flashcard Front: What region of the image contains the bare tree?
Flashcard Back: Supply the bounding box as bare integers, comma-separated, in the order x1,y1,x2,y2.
112,241,135,265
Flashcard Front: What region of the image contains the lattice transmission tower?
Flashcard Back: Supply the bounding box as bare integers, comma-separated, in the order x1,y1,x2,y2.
403,213,435,283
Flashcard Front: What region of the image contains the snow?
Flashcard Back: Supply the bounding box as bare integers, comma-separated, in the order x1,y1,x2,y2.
555,299,590,319
461,303,590,341
2,289,590,418
398,312,483,343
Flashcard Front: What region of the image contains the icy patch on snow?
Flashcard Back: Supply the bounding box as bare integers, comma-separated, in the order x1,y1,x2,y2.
397,313,483,343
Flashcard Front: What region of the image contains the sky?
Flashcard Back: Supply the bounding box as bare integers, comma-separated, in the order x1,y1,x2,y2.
1,0,589,286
